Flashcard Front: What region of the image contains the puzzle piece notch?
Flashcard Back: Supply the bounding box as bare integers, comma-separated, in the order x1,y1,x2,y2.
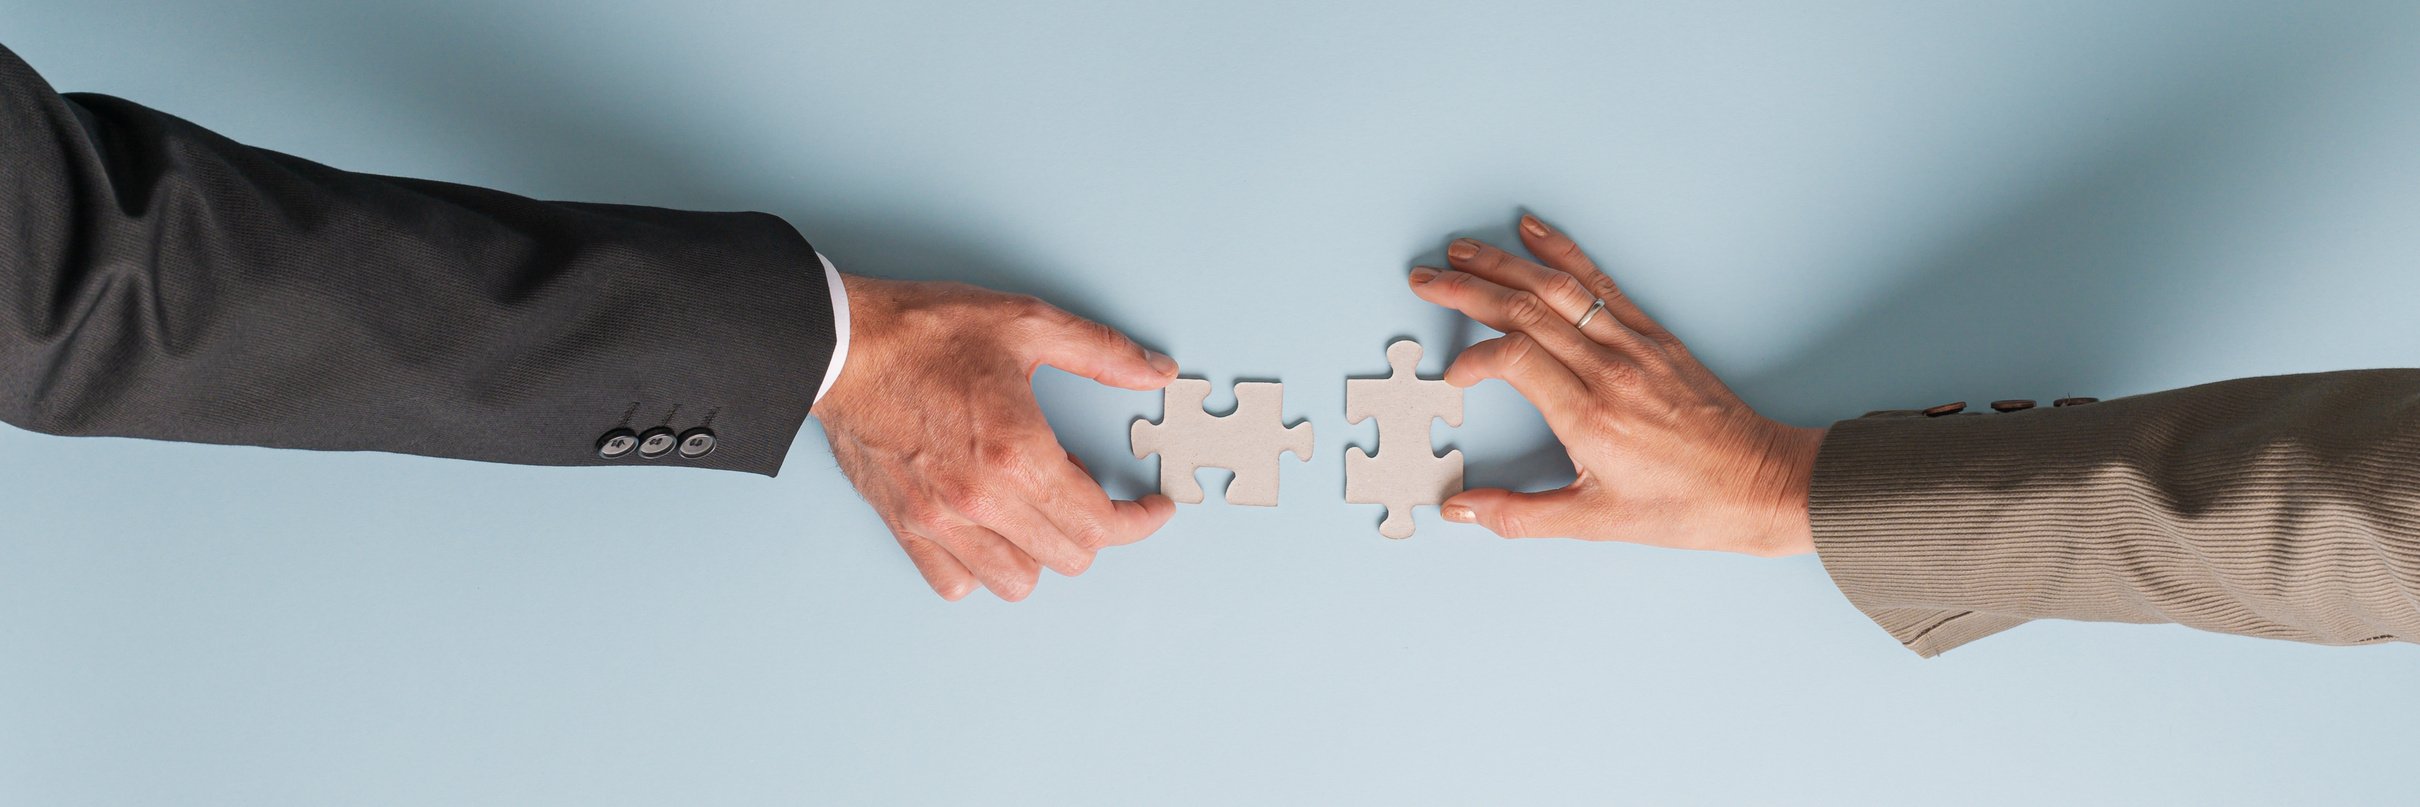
1345,340,1464,538
1131,379,1314,506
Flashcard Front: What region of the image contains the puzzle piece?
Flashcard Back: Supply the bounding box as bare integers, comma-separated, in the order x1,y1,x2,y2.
1346,340,1464,538
1131,379,1314,506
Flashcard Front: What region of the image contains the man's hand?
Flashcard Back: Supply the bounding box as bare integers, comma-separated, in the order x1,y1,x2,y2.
1408,214,1826,557
814,275,1180,600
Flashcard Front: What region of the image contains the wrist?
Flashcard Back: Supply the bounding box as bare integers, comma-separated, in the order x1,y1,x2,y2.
818,272,894,423
1750,424,1825,557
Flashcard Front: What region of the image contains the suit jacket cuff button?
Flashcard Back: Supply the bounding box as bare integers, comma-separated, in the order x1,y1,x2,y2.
597,428,640,459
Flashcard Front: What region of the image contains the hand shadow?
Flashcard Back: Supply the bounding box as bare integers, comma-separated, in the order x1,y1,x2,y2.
1730,18,2366,427
245,0,2384,503
1417,23,2374,495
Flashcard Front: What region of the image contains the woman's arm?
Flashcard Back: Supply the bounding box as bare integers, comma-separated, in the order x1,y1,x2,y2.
1410,211,2420,656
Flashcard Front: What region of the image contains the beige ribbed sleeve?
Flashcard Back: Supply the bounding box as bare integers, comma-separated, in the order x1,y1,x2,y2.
1808,369,2420,657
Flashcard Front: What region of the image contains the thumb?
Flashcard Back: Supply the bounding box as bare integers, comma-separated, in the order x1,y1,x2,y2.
1441,486,1587,539
1027,305,1178,390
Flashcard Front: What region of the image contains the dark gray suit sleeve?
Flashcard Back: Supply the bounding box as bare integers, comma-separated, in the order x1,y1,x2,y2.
0,43,835,476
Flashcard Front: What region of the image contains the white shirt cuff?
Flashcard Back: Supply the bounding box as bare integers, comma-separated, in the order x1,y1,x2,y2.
813,252,850,404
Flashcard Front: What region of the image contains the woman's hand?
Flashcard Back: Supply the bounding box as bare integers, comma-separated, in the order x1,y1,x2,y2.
1408,214,1824,556
815,275,1180,600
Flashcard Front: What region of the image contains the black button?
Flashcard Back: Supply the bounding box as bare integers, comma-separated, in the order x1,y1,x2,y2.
1990,399,2037,412
596,428,639,459
677,428,717,459
1861,409,1921,418
2053,397,2100,407
636,427,678,459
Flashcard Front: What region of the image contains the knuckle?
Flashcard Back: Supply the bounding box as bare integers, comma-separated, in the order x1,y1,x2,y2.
1494,510,1527,538
1061,548,1096,576
1002,570,1039,600
1498,333,1539,370
1600,361,1644,389
1030,473,1073,512
1586,419,1621,445
1430,269,1474,295
902,503,950,530
1071,518,1115,550
1005,295,1058,330
1073,316,1127,347
968,557,1015,586
980,440,1024,471
1543,272,1591,305
1584,274,1622,301
941,486,995,520
1629,345,1672,372
1502,292,1552,329
1010,294,1052,318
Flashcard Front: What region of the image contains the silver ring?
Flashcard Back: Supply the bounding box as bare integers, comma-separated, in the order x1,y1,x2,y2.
1574,297,1607,329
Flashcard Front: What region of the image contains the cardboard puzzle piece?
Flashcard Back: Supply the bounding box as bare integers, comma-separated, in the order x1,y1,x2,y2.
1131,379,1314,506
1346,340,1464,538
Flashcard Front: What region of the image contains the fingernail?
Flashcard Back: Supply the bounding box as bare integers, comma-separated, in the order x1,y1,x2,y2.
1442,504,1474,523
1447,240,1480,261
1521,215,1549,238
1409,266,1440,284
1146,350,1178,375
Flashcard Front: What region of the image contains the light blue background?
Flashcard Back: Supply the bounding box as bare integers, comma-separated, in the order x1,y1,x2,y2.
5,2,2420,804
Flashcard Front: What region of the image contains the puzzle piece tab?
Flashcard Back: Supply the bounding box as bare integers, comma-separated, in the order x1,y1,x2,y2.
1346,340,1463,538
1131,379,1314,506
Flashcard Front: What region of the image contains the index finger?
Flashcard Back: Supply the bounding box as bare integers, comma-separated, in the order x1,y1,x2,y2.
1406,265,1613,380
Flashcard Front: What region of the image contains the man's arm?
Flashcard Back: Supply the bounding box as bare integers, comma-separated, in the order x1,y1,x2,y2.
1,42,1182,601
1812,369,2420,656
0,42,832,474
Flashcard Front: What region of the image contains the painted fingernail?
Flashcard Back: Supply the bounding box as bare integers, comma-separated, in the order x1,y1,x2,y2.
1447,240,1480,261
1409,266,1440,284
1521,215,1549,238
1442,504,1474,523
1146,350,1178,375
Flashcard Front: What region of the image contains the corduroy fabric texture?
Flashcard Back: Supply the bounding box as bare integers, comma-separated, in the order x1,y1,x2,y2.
0,43,833,476
1810,369,2420,656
